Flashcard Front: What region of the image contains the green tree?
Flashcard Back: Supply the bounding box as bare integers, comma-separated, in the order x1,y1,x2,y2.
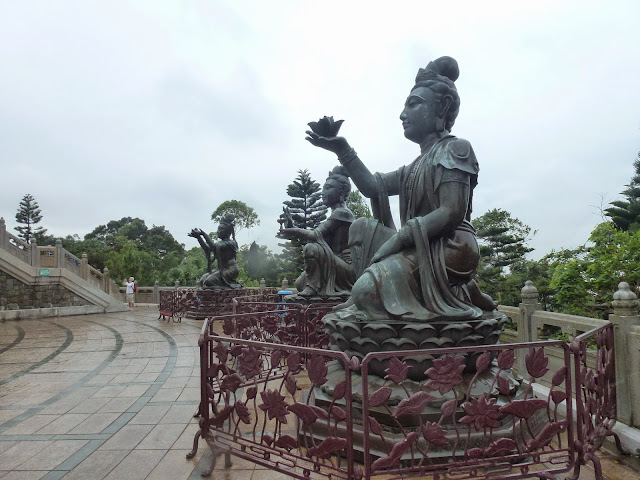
284,170,327,229
240,241,282,287
279,169,328,278
80,217,184,285
605,151,640,232
15,194,47,243
472,208,535,302
211,200,260,233
346,190,372,219
167,247,208,286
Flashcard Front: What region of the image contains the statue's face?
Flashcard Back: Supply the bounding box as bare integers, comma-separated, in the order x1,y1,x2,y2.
217,224,231,239
322,179,342,207
400,86,440,143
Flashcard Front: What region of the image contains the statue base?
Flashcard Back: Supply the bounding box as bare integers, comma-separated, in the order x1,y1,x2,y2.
323,309,507,381
303,361,545,465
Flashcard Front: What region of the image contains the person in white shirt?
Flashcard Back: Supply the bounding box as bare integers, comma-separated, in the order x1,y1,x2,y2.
124,276,136,308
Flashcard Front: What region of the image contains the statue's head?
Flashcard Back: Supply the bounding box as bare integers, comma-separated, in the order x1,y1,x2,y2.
217,214,236,239
323,165,351,208
401,56,460,143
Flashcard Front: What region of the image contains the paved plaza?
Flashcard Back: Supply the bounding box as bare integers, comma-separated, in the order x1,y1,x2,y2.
0,308,637,479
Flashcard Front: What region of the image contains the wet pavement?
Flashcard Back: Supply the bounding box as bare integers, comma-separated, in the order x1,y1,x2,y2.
0,308,638,479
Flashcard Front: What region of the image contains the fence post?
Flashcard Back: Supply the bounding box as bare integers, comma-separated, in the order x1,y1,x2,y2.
103,267,110,293
610,282,640,426
30,238,38,266
81,253,89,280
0,217,5,250
259,278,266,288
56,239,64,268
154,281,159,304
281,277,289,290
517,280,541,374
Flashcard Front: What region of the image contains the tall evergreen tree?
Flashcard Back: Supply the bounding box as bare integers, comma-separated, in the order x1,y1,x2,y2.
605,151,640,232
471,208,535,301
283,169,327,229
15,193,47,243
279,169,327,280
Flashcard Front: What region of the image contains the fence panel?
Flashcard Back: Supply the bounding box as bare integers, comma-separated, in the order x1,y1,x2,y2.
188,319,357,479
359,340,574,480
570,323,624,479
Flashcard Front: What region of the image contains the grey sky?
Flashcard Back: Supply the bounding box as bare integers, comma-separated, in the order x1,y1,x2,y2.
1,0,639,261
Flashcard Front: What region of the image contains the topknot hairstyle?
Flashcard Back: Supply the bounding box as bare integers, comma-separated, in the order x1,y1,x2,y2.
326,165,351,200
412,56,460,131
218,214,236,239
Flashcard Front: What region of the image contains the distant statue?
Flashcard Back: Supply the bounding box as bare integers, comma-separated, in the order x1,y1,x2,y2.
189,214,243,290
278,165,355,300
306,56,496,321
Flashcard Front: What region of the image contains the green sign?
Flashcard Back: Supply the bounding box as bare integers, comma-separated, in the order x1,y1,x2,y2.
39,269,50,277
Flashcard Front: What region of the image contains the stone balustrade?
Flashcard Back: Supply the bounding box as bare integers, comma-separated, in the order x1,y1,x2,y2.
0,217,119,299
499,279,640,429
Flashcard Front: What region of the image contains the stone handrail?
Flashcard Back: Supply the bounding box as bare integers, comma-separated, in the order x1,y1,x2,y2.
0,217,118,299
515,279,640,429
531,310,606,342
0,218,32,265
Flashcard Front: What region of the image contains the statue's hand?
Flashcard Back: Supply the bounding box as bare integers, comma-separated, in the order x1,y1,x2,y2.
370,235,403,265
305,131,350,156
276,228,297,240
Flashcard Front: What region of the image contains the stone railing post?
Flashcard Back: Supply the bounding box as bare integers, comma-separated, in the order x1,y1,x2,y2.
174,280,181,288
0,217,6,250
281,277,289,290
259,278,266,288
103,267,110,293
81,253,89,280
517,280,542,373
610,282,640,426
154,281,159,303
30,238,38,266
56,239,64,269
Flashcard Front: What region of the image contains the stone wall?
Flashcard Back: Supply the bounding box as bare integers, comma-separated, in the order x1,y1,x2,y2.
0,270,91,310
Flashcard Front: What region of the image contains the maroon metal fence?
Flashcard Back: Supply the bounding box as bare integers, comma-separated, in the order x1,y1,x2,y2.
188,310,622,480
157,288,279,322
569,323,626,479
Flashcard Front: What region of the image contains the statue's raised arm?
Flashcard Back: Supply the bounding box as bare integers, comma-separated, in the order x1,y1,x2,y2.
193,215,243,290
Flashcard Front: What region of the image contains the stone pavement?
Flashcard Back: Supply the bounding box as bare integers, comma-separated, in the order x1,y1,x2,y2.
0,308,637,479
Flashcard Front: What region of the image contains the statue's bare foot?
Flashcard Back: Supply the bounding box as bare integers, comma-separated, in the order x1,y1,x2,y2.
333,296,355,311
467,280,498,311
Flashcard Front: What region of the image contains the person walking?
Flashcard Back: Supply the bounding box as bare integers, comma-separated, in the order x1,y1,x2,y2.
124,276,136,308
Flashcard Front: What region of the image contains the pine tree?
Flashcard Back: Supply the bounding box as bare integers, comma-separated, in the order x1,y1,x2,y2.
279,170,328,279
471,208,535,301
605,151,640,232
284,169,327,230
15,194,47,243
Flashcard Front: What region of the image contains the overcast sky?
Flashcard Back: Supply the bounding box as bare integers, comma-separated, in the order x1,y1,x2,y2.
1,1,639,261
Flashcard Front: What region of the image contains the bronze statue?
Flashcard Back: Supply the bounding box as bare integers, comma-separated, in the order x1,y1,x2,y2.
278,166,355,300
306,56,495,321
189,214,242,289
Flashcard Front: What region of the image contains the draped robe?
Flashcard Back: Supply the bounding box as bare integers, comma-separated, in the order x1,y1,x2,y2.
349,135,483,321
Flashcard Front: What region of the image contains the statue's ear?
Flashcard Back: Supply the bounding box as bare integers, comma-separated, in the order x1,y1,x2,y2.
438,95,453,119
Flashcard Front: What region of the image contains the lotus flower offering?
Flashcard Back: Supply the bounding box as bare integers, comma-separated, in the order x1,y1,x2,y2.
307,116,344,137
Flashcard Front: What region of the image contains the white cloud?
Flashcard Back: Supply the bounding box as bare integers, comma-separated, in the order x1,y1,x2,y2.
1,0,639,263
